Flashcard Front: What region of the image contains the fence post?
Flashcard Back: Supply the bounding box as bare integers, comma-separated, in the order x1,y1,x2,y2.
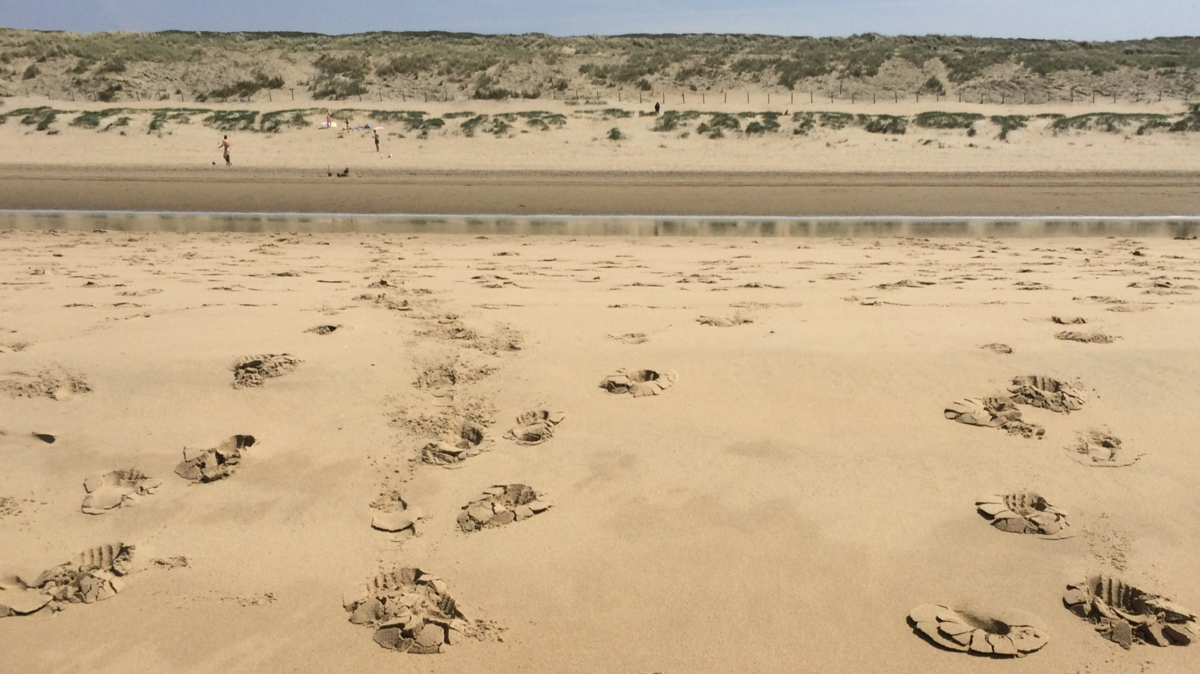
791,91,794,104
767,93,770,104
1001,94,1004,104
916,93,919,103
639,92,642,104
980,93,983,104
268,90,272,102
702,93,705,104
1092,91,1095,104
894,91,898,103
874,93,877,104
663,92,666,104
291,89,295,101
682,93,685,104
1113,93,1117,103
746,91,749,104
851,93,855,104
810,91,813,104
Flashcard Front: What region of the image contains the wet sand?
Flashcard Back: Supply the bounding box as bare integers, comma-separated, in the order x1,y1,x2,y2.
5,167,1200,216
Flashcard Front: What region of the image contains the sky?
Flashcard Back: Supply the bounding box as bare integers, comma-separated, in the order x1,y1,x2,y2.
0,1,1197,41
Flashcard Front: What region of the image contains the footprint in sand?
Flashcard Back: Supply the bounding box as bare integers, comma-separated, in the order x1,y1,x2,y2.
980,343,1013,354
232,354,301,388
599,368,677,397
343,567,476,654
1007,375,1086,413
0,543,134,617
174,435,256,482
975,492,1073,539
82,469,162,515
1064,575,1199,649
1068,430,1142,467
1052,316,1087,325
457,484,552,532
503,410,565,445
1055,331,1117,344
944,398,1044,438
370,492,424,538
420,422,491,467
607,332,648,344
0,497,21,518
908,603,1049,657
0,367,91,400
305,324,342,335
697,314,752,327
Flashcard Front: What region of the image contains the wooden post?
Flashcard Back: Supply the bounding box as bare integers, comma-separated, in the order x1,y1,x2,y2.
746,91,749,104
639,92,642,104
874,93,876,104
894,91,897,103
810,91,813,104
682,93,686,104
791,91,793,104
702,93,705,104
1113,93,1117,103
1092,91,1095,104
290,89,294,101
768,93,770,104
958,92,962,102
1001,94,1005,104
916,93,919,103
980,93,983,104
851,93,855,104
663,92,666,104
268,90,272,102
724,91,727,103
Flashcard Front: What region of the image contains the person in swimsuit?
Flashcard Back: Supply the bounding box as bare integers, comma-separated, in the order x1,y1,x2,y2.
373,128,380,152
218,135,231,167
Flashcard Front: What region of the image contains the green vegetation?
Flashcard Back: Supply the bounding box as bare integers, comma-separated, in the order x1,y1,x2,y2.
259,109,312,133
70,108,127,129
1049,112,1170,134
860,114,906,134
201,73,285,102
1170,104,1200,132
148,108,205,132
990,115,1029,141
5,30,1200,103
11,106,60,131
607,127,625,141
913,112,984,129
203,109,258,131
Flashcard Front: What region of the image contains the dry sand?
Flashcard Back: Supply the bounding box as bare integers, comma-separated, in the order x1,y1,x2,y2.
3,96,1200,215
2,228,1200,673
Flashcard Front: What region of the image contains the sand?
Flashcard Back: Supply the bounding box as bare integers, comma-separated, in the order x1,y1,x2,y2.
2,227,1200,672
3,96,1200,215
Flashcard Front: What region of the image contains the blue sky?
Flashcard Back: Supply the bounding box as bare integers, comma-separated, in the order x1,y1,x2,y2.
1,1,1197,40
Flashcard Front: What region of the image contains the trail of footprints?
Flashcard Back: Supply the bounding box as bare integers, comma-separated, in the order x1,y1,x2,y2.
3,237,1199,662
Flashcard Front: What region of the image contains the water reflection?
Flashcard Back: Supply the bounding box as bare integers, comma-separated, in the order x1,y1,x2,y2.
1,210,1198,238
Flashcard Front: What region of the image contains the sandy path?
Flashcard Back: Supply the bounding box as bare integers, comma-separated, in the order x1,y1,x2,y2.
2,230,1199,672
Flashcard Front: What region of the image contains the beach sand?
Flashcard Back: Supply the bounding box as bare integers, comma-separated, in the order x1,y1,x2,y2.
2,228,1199,672
3,96,1200,215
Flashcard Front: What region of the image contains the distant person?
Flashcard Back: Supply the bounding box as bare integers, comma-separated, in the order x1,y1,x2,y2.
218,135,231,167
654,102,660,115
325,113,332,127
345,117,352,132
373,128,380,152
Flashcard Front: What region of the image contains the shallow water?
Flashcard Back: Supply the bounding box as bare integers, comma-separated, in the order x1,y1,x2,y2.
2,210,1200,238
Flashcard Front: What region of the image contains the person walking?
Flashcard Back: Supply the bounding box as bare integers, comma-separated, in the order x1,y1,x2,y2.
218,135,231,167
373,128,380,152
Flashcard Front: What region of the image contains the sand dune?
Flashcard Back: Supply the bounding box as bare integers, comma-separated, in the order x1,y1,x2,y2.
2,228,1199,672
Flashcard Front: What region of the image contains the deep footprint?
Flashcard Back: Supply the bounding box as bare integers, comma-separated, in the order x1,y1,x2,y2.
175,435,256,482
1008,375,1086,413
976,492,1072,538
0,543,134,618
457,484,551,532
1068,429,1142,467
504,410,565,445
908,603,1049,657
82,469,162,515
232,354,301,388
944,397,1044,438
343,567,477,654
599,368,677,397
1064,575,1199,648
